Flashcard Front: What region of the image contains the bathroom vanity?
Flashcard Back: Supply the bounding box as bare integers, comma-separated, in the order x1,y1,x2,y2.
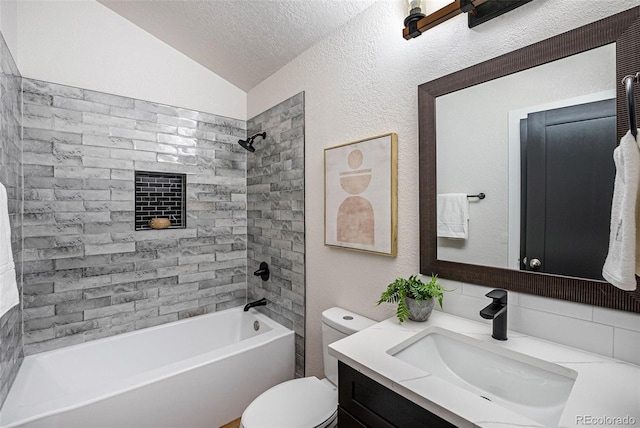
338,362,456,427
330,311,640,428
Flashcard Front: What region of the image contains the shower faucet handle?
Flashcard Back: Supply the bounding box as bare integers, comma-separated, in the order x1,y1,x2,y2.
253,262,270,281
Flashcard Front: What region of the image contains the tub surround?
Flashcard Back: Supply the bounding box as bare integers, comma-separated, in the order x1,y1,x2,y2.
21,78,248,355
0,70,309,406
0,31,23,407
246,92,305,377
330,311,640,428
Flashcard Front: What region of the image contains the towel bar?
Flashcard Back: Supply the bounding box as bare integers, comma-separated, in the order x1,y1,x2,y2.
622,73,639,140
467,193,486,200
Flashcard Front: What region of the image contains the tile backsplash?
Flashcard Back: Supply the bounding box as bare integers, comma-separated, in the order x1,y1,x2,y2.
437,279,640,365
21,78,248,355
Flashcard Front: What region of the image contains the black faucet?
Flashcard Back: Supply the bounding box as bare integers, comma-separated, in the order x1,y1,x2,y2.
480,289,508,340
253,262,270,281
244,298,267,312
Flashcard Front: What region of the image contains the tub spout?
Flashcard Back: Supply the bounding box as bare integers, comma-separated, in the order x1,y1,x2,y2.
244,298,267,312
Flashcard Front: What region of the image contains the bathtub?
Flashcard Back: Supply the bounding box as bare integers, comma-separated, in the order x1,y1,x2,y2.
0,306,294,428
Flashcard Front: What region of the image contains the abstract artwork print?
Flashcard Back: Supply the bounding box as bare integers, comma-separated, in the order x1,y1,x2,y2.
324,133,397,256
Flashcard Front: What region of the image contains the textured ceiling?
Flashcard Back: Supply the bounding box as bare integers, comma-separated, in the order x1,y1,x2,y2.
98,0,378,92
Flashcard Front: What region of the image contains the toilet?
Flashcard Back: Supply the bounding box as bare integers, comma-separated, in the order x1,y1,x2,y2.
240,307,376,428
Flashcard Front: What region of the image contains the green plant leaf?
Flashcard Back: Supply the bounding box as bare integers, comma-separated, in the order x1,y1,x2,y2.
377,274,446,322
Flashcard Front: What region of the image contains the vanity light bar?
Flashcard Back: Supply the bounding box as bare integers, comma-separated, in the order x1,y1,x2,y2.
403,0,533,40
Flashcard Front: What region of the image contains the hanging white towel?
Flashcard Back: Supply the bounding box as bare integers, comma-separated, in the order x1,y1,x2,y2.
602,130,640,291
437,193,469,239
0,182,19,318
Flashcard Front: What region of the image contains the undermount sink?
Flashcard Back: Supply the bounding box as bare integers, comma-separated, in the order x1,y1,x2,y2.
388,327,577,427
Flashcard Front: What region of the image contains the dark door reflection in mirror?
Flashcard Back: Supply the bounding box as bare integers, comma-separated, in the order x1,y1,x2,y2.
419,7,640,313
521,99,616,279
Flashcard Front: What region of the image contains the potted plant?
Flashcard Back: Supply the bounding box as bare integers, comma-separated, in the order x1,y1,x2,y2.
377,275,444,323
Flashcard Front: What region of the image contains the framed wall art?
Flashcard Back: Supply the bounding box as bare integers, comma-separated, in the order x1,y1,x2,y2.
324,133,398,256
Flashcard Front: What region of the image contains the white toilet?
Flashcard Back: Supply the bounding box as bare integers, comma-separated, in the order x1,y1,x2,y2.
240,307,376,428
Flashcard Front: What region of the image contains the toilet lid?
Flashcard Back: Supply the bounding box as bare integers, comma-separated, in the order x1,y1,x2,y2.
241,377,337,428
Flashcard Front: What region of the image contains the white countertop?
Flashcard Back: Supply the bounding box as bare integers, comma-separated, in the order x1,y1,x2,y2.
329,310,640,428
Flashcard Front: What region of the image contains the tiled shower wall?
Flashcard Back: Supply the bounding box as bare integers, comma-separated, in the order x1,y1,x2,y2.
0,33,23,406
21,78,248,354
247,93,305,377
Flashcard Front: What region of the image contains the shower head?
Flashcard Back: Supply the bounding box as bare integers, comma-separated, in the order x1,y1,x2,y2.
238,139,256,152
238,132,266,152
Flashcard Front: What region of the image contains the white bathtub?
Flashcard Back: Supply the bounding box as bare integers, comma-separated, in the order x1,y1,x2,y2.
0,306,294,428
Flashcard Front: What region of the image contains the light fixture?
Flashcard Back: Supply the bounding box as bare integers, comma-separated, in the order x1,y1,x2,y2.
404,0,426,39
403,0,533,40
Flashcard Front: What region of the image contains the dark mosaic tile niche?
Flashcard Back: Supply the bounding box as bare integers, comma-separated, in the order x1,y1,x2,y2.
135,171,186,230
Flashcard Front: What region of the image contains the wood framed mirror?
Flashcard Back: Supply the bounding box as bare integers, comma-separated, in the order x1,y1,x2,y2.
419,6,640,313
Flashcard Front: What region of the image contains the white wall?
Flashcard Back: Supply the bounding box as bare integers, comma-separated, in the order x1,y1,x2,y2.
247,0,640,377
0,0,17,61
17,0,246,120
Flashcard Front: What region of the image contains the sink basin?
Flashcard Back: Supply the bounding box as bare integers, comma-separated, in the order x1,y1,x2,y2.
388,327,577,426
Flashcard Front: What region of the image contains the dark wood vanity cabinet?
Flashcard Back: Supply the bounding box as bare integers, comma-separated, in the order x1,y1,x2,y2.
338,362,457,428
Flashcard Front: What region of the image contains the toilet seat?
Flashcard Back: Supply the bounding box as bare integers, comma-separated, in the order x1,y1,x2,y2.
240,377,337,428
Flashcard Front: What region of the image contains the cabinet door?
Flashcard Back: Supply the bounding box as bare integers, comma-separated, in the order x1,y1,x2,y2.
338,362,457,428
338,407,367,428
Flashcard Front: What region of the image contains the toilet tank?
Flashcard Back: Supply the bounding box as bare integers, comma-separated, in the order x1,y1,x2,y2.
321,307,376,386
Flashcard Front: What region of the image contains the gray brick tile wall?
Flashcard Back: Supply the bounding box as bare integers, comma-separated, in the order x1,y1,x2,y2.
21,78,249,356
246,92,305,378
0,40,307,406
0,32,23,407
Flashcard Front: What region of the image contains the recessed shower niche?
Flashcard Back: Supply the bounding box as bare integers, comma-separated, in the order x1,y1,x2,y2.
135,171,186,230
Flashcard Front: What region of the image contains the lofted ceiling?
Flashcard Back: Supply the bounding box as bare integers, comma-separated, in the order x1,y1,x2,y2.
98,0,378,92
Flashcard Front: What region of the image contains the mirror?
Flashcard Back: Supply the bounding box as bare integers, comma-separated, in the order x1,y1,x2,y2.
436,44,616,278
436,43,616,279
419,7,640,312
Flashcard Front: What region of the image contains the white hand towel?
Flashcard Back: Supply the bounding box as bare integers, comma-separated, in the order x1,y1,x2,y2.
0,183,19,318
602,130,640,291
437,193,469,239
